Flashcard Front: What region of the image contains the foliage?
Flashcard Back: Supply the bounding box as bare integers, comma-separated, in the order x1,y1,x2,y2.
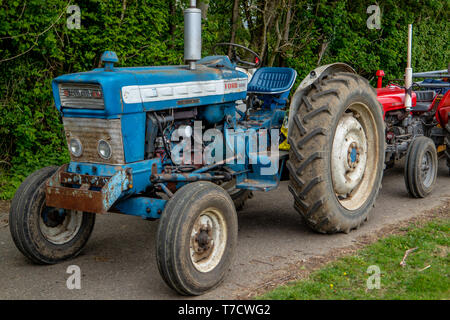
260,218,450,300
0,0,449,199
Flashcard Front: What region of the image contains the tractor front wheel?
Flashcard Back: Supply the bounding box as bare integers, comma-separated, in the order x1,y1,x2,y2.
404,136,438,197
9,166,96,264
156,181,238,295
288,72,385,233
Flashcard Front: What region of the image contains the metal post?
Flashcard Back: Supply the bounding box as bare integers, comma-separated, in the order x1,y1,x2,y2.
404,24,413,111
184,0,201,70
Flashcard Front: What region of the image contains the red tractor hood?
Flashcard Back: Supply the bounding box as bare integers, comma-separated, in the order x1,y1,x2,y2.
376,86,417,114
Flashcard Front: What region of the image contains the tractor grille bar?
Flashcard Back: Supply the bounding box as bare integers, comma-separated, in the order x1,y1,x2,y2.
63,117,125,164
59,83,105,109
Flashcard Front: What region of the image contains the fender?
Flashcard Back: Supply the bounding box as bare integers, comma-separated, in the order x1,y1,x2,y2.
436,90,450,127
287,63,356,134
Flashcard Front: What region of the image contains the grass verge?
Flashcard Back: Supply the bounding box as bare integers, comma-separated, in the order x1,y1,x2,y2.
259,218,450,300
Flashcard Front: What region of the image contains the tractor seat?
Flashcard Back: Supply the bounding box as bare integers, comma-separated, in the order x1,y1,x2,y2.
415,90,436,102
247,67,297,94
413,90,436,112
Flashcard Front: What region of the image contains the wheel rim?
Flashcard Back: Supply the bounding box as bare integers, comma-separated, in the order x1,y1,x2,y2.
421,150,435,188
331,102,380,211
190,208,227,273
39,207,83,245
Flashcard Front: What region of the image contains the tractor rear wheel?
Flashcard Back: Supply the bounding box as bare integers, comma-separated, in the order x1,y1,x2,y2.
404,136,438,198
445,123,450,176
288,72,385,233
156,181,238,295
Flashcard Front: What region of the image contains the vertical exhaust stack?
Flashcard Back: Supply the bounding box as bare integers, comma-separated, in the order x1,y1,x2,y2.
184,0,202,70
405,24,413,111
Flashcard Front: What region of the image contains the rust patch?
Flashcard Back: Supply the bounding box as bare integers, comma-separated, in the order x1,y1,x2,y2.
177,98,200,105
45,165,128,214
167,182,177,193
60,171,109,188
151,163,158,175
45,185,105,213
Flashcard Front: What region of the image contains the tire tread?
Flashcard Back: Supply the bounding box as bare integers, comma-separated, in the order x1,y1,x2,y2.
288,72,384,233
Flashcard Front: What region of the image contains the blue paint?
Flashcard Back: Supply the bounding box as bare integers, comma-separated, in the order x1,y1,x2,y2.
121,112,146,162
101,51,119,71
114,197,167,219
199,104,227,124
67,158,163,195
350,148,357,163
247,67,297,94
102,168,131,210
52,56,247,118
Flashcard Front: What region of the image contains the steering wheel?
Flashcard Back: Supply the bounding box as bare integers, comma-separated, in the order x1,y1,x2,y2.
214,42,261,69
387,80,422,92
411,82,422,92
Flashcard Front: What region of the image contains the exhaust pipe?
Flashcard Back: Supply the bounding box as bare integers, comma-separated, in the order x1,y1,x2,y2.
404,24,413,111
184,0,202,70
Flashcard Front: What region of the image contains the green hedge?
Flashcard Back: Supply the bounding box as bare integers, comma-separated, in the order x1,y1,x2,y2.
0,0,448,199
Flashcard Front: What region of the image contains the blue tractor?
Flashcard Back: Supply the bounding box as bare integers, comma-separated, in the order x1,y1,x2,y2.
9,1,385,295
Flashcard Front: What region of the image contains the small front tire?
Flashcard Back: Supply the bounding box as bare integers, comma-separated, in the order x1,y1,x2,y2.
404,136,438,198
156,181,238,295
9,166,96,264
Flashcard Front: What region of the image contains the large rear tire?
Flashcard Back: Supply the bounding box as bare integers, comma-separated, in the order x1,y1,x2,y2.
156,181,238,295
9,166,96,264
288,72,385,233
404,136,438,198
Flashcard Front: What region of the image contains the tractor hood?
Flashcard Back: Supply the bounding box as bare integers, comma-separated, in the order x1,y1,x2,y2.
376,86,417,115
52,56,248,118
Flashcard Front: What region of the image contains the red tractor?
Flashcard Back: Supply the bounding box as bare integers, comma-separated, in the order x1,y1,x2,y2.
375,27,450,197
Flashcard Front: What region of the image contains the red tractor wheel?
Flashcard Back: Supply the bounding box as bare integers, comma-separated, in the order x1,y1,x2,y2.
404,136,438,198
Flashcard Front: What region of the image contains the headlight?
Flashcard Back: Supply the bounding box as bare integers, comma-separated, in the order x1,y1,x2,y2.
98,140,112,159
69,138,83,157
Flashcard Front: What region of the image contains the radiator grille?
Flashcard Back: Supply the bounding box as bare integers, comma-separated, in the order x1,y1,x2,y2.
63,117,125,164
59,83,105,109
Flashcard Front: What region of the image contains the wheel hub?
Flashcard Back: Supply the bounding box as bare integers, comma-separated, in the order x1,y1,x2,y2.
193,224,213,254
189,209,227,273
42,208,66,228
421,151,433,188
331,113,368,197
347,142,360,170
39,207,83,245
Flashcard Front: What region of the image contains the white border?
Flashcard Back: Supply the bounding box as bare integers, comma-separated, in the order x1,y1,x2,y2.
121,78,247,104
